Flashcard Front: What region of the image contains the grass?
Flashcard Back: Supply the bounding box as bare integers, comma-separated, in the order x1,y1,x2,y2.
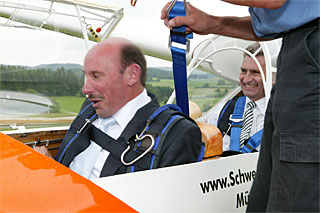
190,97,221,112
147,78,235,113
51,96,86,114
149,79,174,88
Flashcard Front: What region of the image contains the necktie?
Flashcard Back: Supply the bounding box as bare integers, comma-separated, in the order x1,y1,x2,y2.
100,117,117,134
239,101,256,147
69,117,116,179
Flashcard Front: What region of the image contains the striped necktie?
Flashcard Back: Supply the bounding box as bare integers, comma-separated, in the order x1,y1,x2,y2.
240,101,256,147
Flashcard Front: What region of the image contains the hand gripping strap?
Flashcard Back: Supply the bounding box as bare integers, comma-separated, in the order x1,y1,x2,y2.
168,1,189,44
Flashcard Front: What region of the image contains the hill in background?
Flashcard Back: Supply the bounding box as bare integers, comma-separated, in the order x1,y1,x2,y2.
30,63,217,80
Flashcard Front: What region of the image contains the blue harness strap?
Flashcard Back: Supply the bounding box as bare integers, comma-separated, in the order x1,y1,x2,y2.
240,129,263,153
228,97,263,152
148,104,182,120
129,104,183,172
217,99,233,137
198,145,205,161
229,96,246,151
57,102,97,163
128,104,204,172
168,1,193,115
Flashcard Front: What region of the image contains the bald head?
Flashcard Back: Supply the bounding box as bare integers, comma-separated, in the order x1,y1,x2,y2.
86,37,132,56
85,37,147,86
82,37,147,118
85,38,129,70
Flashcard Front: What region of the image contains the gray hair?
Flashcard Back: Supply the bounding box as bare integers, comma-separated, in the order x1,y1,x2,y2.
244,42,263,57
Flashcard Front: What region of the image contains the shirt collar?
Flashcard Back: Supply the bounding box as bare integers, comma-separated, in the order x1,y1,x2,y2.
247,97,266,114
112,89,151,129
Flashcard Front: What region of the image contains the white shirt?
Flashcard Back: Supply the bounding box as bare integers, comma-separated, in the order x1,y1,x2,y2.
70,89,151,179
207,97,266,152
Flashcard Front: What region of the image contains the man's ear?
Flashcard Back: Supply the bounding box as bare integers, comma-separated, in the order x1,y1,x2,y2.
126,64,141,87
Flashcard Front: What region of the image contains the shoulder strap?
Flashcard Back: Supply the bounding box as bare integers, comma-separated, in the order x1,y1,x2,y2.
240,129,263,153
90,127,129,158
217,96,240,136
56,99,97,164
83,104,186,174
127,104,198,173
217,96,263,153
229,96,246,151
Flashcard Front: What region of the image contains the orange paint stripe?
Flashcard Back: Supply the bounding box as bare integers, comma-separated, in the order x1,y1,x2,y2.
0,133,137,212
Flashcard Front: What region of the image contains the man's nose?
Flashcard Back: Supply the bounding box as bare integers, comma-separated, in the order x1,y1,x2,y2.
82,80,93,95
242,72,253,83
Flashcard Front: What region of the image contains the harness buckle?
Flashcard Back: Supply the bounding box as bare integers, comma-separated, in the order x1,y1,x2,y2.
167,0,190,53
120,121,155,166
168,36,190,53
229,114,243,123
77,119,91,134
120,134,155,166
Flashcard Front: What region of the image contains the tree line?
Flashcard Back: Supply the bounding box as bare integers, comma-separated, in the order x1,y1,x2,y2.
0,65,221,105
0,65,174,104
0,65,83,96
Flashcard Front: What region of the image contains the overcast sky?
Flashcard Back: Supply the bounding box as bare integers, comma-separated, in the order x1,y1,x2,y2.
0,17,175,67
0,0,249,67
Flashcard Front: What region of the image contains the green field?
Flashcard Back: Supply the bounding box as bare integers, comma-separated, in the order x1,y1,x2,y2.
47,77,235,117
50,96,85,116
148,78,236,113
46,83,232,117
1,75,234,122
149,79,175,88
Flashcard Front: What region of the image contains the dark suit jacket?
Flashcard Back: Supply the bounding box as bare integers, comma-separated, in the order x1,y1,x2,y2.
56,93,203,177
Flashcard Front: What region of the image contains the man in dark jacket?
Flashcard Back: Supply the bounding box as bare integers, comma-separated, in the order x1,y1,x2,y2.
35,37,203,179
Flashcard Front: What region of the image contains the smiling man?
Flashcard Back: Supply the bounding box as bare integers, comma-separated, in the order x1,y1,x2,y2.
207,43,266,153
